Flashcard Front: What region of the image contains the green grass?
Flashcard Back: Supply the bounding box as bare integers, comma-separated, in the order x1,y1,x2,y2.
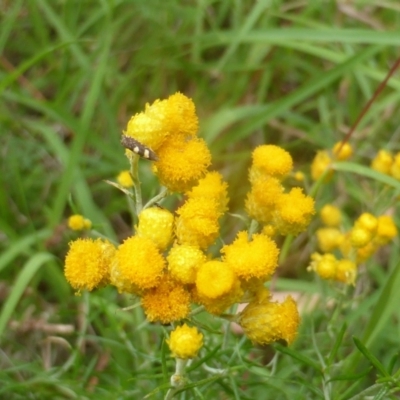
1,1,400,399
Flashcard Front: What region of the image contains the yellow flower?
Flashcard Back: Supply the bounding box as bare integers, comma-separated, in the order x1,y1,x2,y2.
375,215,398,245
336,259,357,285
186,171,229,213
222,232,279,282
350,227,373,248
136,207,174,251
175,197,222,249
316,228,343,252
111,236,165,293
355,213,378,235
238,296,300,346
332,141,353,161
311,150,332,181
294,171,305,182
167,324,203,359
145,92,198,139
167,244,207,284
64,238,115,292
371,150,393,175
191,279,243,315
124,93,198,152
117,170,134,188
309,253,357,285
262,224,276,237
274,187,315,235
308,252,337,280
141,274,191,324
250,145,293,181
245,177,283,224
125,111,166,152
153,135,211,193
196,260,236,299
320,204,342,227
68,214,92,231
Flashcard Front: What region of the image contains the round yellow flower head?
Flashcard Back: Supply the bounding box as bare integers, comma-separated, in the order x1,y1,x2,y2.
68,214,92,231
64,238,115,292
186,171,229,213
163,92,199,138
222,232,279,282
141,274,191,324
355,213,378,235
112,236,165,293
375,215,398,245
390,152,400,179
167,244,207,284
262,224,276,237
320,204,342,227
125,111,166,152
125,93,198,152
117,170,134,188
311,150,332,181
309,252,337,280
371,150,393,175
350,227,373,248
196,260,236,299
294,171,305,182
316,228,343,253
274,187,315,235
191,279,243,315
245,177,283,224
238,296,300,346
250,145,293,181
332,141,353,161
153,135,211,193
136,207,174,251
167,324,203,359
336,259,357,285
175,197,222,249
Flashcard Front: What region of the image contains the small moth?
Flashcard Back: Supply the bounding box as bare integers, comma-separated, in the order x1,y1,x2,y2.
121,135,159,161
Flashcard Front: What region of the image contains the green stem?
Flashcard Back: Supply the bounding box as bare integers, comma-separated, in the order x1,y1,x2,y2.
143,187,169,209
279,234,294,265
129,154,142,218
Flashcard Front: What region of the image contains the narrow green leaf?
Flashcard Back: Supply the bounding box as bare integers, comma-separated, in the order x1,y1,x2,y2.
0,42,74,95
328,367,372,382
353,337,390,378
333,162,400,192
274,343,321,372
362,261,400,348
0,229,51,274
327,323,347,366
0,253,54,339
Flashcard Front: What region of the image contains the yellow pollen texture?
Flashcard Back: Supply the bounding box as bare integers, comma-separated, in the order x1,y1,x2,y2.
196,261,235,299
115,236,165,291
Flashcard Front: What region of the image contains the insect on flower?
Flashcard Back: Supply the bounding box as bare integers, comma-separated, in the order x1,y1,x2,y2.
121,135,159,161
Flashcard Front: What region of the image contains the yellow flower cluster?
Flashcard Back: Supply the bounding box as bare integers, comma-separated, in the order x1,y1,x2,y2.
245,145,315,235
310,204,398,284
371,150,400,179
64,93,312,351
311,141,353,181
125,92,210,192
